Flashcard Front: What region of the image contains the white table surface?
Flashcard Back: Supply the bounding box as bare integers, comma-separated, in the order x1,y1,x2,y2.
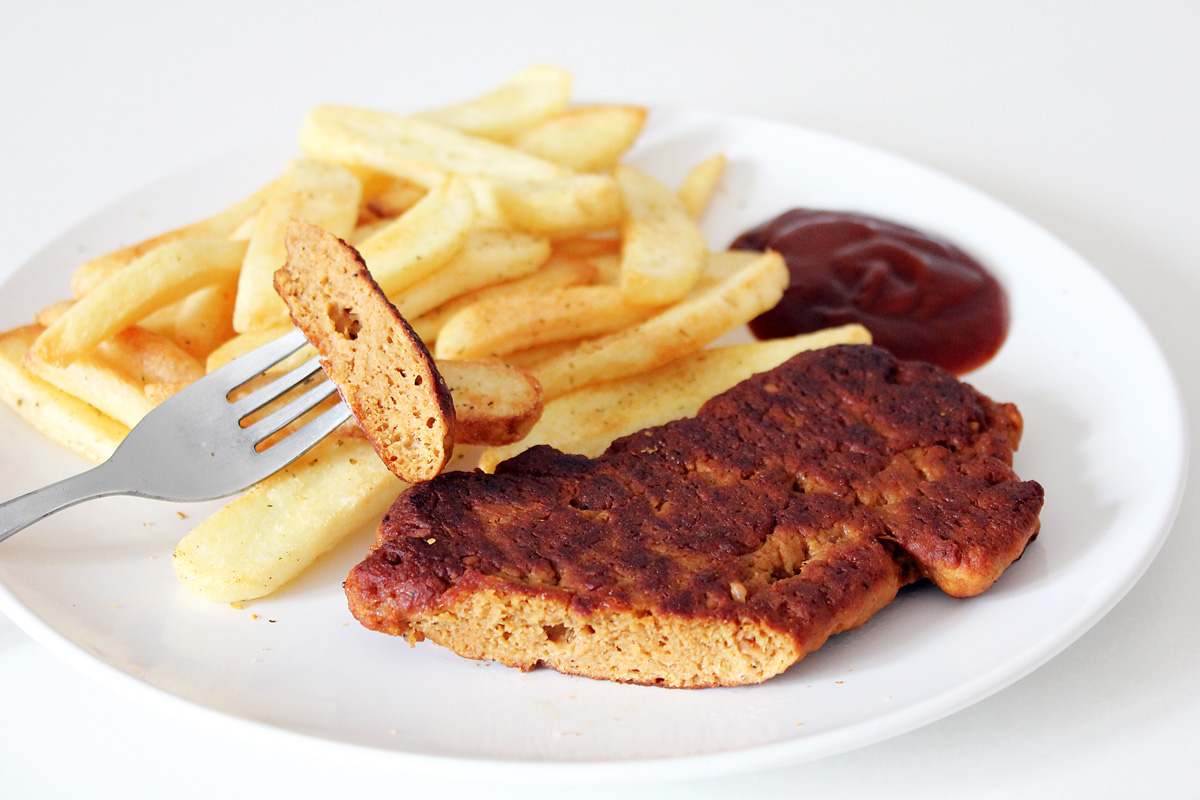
2,1,1197,796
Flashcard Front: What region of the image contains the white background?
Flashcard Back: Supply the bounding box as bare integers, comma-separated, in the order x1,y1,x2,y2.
1,1,1197,796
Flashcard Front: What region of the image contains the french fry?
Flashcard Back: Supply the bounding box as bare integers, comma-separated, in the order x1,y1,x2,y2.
69,177,279,298
172,435,405,602
479,325,873,471
348,218,392,246
0,325,129,462
32,300,204,383
698,248,766,282
344,164,400,201
89,296,209,364
362,174,427,221
586,252,621,284
143,380,190,407
32,300,74,327
391,229,551,320
356,176,476,299
460,177,510,227
552,235,621,259
32,239,246,366
438,360,542,446
233,158,362,333
409,253,597,343
434,285,660,360
346,165,429,223
678,154,726,219
23,341,155,427
512,105,646,172
131,304,181,342
492,174,624,238
499,337,584,370
96,327,205,385
227,206,262,241
204,324,311,373
615,164,707,306
528,250,788,400
299,105,568,188
163,277,239,360
415,64,572,141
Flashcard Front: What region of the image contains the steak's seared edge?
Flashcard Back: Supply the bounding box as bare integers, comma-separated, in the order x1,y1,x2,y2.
345,345,1044,686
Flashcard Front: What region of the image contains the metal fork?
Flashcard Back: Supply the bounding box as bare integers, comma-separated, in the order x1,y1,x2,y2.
0,328,350,543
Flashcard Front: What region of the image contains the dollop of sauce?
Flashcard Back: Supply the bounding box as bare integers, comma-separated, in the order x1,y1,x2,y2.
732,209,1008,374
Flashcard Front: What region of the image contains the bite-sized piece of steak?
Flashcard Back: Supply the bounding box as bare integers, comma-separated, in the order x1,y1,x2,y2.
345,345,1043,688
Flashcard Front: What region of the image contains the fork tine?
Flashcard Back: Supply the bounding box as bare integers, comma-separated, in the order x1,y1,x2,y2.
232,355,324,417
248,401,354,474
243,377,343,445
212,328,311,390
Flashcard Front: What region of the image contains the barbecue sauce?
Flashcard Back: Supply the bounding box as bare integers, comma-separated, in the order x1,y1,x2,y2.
732,209,1008,374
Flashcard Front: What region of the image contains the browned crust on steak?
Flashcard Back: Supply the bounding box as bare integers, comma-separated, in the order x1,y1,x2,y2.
345,344,1044,687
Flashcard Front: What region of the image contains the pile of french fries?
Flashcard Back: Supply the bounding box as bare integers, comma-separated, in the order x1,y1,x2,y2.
0,65,870,603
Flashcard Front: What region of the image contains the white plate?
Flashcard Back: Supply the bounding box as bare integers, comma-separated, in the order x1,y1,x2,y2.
0,109,1187,784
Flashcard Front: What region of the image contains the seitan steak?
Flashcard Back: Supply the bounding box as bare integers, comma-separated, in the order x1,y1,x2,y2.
345,344,1043,688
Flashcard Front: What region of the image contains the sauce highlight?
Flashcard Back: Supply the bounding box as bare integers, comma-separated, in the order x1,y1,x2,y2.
732,209,1009,374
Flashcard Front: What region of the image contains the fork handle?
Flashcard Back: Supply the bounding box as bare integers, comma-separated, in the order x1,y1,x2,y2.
0,462,125,544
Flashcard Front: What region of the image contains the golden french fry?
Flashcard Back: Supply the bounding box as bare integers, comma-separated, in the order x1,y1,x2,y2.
677,154,726,219
512,105,646,172
699,249,766,282
233,158,361,333
409,253,597,343
346,165,428,222
23,341,155,427
298,105,568,188
362,175,427,221
33,239,246,366
164,277,239,360
143,380,189,407
391,229,551,320
479,325,873,471
343,164,399,199
460,177,511,227
552,235,621,259
172,435,406,602
96,327,205,385
348,218,392,246
434,286,659,360
356,176,476,299
438,360,543,446
33,297,207,382
492,174,624,238
0,325,129,462
204,324,312,373
227,206,262,241
497,337,584,370
69,177,279,298
529,250,788,400
32,300,75,327
136,302,184,342
615,164,707,306
586,252,621,284
415,64,572,141
537,253,760,351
